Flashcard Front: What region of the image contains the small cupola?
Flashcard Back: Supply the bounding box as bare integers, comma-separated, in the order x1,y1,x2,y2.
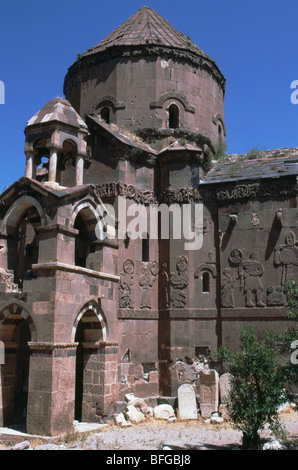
24,97,89,187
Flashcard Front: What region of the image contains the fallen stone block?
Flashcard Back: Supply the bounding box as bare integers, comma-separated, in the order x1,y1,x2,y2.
153,404,175,420
125,405,146,424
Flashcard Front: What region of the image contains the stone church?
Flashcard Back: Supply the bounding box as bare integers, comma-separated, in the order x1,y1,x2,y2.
0,7,297,435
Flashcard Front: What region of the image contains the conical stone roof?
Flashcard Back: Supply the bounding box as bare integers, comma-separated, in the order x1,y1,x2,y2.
80,6,211,61
25,97,87,130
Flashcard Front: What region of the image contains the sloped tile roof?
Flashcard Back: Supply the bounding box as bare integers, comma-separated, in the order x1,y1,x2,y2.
87,114,157,154
80,6,211,61
25,97,87,130
201,152,298,184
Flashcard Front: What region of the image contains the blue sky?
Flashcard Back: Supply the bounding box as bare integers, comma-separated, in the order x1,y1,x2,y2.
0,0,297,190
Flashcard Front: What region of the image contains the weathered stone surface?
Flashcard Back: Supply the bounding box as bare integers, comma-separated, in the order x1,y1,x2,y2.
115,412,132,427
11,440,31,451
210,412,224,424
263,439,288,450
219,373,232,404
177,384,197,420
153,404,175,420
127,397,148,414
33,443,62,450
125,405,146,424
199,369,219,418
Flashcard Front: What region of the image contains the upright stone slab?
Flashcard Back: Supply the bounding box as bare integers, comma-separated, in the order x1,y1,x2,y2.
177,383,197,420
199,369,219,418
219,373,232,420
219,373,232,404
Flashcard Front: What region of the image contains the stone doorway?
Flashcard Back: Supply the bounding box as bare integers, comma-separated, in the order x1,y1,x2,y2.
74,309,104,422
0,305,35,428
13,319,31,425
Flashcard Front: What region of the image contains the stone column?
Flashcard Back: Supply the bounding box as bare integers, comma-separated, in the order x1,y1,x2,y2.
80,341,119,421
76,155,84,186
0,237,8,270
48,148,58,183
26,342,78,436
25,152,35,179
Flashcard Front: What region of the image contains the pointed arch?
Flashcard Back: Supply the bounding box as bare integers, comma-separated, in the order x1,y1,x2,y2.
0,299,37,341
71,300,107,343
1,195,46,236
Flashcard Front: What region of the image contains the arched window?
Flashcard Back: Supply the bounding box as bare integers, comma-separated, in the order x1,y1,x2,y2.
100,107,110,124
202,272,210,293
73,206,99,270
168,104,179,129
8,207,41,286
218,124,222,143
74,212,89,268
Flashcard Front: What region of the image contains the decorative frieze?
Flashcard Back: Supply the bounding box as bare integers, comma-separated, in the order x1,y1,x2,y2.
95,178,297,207
216,179,297,201
96,182,157,206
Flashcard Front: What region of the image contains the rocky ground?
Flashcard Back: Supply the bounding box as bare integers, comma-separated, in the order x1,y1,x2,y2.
0,408,297,451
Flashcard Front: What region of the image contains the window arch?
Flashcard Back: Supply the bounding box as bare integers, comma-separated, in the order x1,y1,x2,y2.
202,272,210,293
1,196,45,286
100,107,110,124
168,103,179,129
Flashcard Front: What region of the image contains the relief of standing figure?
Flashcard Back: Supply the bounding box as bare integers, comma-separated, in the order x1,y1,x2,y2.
240,251,265,307
221,267,235,308
139,264,157,309
160,261,170,308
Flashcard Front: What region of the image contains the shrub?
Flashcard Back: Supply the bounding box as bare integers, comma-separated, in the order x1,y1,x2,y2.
218,326,287,449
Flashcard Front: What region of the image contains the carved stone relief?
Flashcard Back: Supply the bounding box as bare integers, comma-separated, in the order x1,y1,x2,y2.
170,256,188,308
216,180,297,201
139,262,158,309
96,182,157,205
221,268,235,308
267,286,285,306
239,252,266,307
251,212,260,229
160,261,170,308
229,249,243,265
119,259,134,308
274,231,298,286
226,249,266,308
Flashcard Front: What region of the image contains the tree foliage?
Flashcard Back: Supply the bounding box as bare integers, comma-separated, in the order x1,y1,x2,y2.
218,326,287,449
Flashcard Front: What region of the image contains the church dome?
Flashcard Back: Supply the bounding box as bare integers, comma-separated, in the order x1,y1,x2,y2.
64,7,225,148
79,6,212,63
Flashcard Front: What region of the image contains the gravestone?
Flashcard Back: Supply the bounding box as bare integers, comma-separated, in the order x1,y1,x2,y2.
219,373,232,404
219,373,232,420
199,369,219,418
177,383,197,419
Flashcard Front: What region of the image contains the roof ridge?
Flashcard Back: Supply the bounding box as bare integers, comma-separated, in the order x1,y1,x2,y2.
79,6,209,60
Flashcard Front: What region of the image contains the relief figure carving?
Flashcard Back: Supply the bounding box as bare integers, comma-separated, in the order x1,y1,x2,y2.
239,252,265,307
221,268,235,308
274,231,298,286
267,286,285,306
170,256,188,308
119,259,134,308
160,261,170,308
139,263,157,309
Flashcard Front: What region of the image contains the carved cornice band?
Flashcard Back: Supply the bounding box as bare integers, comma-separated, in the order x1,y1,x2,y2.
215,180,297,201
95,179,297,206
